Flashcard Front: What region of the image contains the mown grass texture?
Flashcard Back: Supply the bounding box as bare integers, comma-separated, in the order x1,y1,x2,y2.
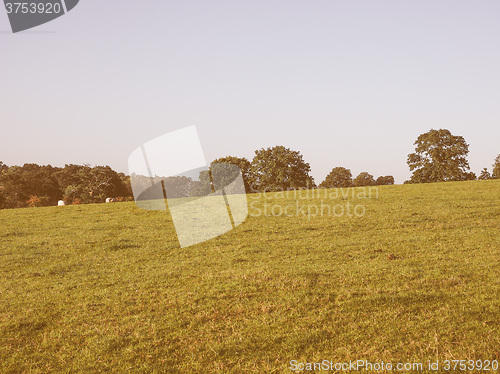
0,180,499,373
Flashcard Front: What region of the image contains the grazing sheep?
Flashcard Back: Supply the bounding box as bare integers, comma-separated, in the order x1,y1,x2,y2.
106,197,116,203
58,200,65,206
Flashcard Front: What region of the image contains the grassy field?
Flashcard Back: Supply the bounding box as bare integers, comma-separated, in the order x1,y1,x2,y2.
1,180,499,373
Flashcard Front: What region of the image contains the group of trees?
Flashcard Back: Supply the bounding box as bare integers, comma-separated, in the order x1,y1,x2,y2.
213,146,393,192
0,163,132,209
210,128,498,191
319,168,394,188
478,154,500,180
405,129,500,183
1,128,498,210
214,146,315,192
133,145,389,202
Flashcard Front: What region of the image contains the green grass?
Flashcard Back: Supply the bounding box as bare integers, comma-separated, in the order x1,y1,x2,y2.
1,180,499,373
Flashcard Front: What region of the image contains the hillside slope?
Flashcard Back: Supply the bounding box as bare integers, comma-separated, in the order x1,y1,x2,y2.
1,180,499,372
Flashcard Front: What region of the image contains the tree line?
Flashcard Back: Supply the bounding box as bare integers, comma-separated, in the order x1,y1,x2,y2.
1,128,498,209
212,148,394,193
214,129,499,191
406,129,499,183
0,163,132,209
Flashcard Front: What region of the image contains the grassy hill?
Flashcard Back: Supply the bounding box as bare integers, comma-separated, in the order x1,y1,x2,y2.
1,180,499,373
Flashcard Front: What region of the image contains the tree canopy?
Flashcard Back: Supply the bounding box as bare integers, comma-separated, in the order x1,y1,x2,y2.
0,163,132,209
407,129,474,183
376,175,395,185
212,156,252,192
1,138,496,209
353,172,376,187
478,168,491,180
319,167,352,188
249,146,314,192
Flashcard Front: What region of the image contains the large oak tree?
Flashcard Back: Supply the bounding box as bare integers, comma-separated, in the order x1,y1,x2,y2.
407,129,474,183
249,146,314,192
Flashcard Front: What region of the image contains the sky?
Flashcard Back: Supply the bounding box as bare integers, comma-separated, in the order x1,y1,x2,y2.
1,1,500,184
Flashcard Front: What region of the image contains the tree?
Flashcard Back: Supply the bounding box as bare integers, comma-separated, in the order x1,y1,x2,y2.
163,176,194,198
319,167,352,188
212,156,252,192
0,166,25,208
376,175,395,185
0,164,61,208
57,164,129,204
466,172,477,181
20,164,62,205
117,172,133,197
353,172,376,187
0,162,133,209
189,170,213,197
478,168,491,180
86,166,129,202
407,129,472,183
54,164,85,189
249,146,314,192
493,154,500,179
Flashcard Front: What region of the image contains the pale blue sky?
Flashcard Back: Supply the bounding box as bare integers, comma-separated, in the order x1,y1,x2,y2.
1,1,499,184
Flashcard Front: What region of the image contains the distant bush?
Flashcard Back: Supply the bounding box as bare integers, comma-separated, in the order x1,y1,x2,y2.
320,167,353,188
493,155,500,179
63,194,73,206
353,172,376,187
479,168,491,180
115,196,134,202
376,176,395,185
26,195,43,207
464,172,477,181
